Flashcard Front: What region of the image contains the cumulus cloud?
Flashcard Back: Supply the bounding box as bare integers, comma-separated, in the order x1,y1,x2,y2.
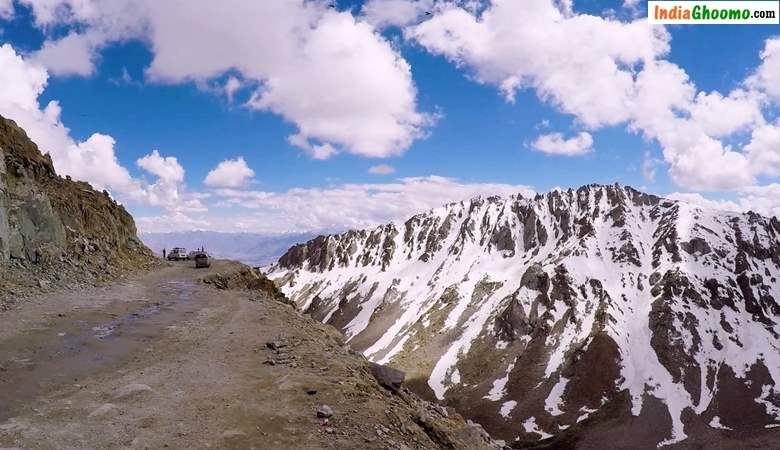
224,76,242,103
204,157,255,188
362,0,434,28
17,0,433,159
0,43,198,214
137,176,534,233
0,44,135,191
744,120,780,177
137,150,185,184
404,0,780,192
669,186,780,219
531,131,592,156
408,1,668,125
32,32,97,76
747,37,780,101
687,90,763,138
287,133,339,160
667,192,741,213
0,0,13,18
368,164,396,174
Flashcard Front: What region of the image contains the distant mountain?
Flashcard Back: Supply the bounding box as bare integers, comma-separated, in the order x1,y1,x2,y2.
269,184,780,448
140,231,317,266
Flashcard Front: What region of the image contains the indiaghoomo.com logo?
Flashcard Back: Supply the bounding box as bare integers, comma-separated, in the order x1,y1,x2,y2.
648,1,779,24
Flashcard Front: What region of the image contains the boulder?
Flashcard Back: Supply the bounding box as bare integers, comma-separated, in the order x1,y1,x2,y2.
370,362,405,391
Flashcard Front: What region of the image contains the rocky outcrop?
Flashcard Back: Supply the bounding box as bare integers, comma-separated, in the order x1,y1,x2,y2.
270,184,780,448
0,115,156,305
202,265,296,309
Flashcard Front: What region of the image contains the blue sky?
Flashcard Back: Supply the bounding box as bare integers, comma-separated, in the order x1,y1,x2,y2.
0,0,779,233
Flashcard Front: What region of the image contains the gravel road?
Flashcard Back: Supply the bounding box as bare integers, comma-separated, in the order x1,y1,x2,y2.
0,261,498,450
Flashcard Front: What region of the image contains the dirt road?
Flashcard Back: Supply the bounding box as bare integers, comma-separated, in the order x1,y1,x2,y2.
0,261,498,450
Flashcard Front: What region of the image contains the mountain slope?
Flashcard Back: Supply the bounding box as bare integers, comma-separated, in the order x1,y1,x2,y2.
270,184,780,448
0,115,156,303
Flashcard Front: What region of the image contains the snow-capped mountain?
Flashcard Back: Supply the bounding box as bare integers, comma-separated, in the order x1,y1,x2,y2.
269,184,780,448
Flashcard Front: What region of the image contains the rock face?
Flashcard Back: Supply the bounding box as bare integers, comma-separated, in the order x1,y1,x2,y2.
0,115,155,302
270,184,780,448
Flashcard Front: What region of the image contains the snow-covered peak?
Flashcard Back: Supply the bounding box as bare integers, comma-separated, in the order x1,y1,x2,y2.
270,184,780,447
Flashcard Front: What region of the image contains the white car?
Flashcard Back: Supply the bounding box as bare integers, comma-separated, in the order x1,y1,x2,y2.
167,247,188,261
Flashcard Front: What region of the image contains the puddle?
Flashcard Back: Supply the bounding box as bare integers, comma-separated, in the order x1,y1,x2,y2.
0,279,208,422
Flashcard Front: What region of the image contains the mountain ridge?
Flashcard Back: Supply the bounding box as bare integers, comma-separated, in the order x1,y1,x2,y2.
270,183,780,448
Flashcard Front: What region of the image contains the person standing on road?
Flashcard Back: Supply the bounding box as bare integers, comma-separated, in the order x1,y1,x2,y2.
163,248,166,259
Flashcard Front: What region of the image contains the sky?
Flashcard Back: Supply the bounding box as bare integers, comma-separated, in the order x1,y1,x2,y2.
0,0,779,234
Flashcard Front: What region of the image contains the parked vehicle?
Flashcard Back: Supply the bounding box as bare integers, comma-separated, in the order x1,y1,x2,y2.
187,251,198,260
194,252,211,268
167,247,188,261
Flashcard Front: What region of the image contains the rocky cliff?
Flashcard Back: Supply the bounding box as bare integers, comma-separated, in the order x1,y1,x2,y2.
270,184,780,448
0,115,156,305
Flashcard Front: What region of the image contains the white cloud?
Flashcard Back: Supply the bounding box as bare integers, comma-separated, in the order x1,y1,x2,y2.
687,89,763,138
737,184,780,218
362,0,434,28
137,149,184,184
408,1,668,125
287,133,338,160
32,32,97,76
747,37,780,101
669,185,780,219
138,176,535,233
19,0,433,159
0,43,199,214
135,211,211,233
641,151,660,183
745,120,780,177
667,192,741,213
0,0,13,18
0,43,134,193
224,76,241,103
368,164,396,174
531,131,592,156
405,1,780,192
204,157,255,188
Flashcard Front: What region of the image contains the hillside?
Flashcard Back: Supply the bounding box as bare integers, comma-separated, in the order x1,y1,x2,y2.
0,115,156,306
270,184,780,448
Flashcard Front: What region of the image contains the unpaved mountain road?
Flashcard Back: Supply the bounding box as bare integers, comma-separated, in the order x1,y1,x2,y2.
0,261,496,450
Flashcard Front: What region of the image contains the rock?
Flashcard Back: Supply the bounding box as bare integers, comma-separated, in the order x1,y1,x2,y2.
369,362,405,391
317,404,334,418
202,268,295,308
88,403,119,418
114,383,153,399
306,388,317,395
0,418,28,433
0,115,158,300
222,429,247,439
265,341,281,351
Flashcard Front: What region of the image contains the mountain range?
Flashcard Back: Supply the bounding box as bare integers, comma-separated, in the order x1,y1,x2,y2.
140,231,316,266
269,184,780,448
